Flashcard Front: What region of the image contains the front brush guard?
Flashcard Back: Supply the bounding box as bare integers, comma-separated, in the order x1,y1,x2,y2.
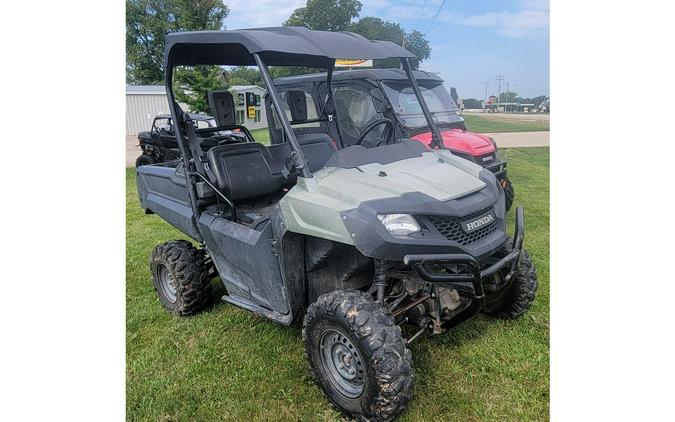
485,158,507,179
402,206,525,330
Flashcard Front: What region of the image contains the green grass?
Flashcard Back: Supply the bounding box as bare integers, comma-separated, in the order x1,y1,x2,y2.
246,117,547,146
127,147,549,421
250,127,270,145
463,115,550,133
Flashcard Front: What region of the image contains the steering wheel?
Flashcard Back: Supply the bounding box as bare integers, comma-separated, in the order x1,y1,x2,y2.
354,118,394,147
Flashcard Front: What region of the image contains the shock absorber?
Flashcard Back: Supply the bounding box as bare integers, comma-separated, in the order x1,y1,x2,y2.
374,259,389,305
405,300,431,328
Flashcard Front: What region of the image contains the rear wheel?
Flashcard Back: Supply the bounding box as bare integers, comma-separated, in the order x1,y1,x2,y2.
136,153,157,167
500,176,514,212
150,240,213,316
303,290,414,421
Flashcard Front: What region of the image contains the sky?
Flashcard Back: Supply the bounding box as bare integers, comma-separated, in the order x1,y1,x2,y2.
224,0,549,100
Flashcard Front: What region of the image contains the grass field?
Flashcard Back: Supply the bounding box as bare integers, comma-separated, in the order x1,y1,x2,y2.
250,127,270,145
127,147,549,421
463,115,549,133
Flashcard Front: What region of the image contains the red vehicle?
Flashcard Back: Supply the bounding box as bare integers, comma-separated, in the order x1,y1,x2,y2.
271,69,514,210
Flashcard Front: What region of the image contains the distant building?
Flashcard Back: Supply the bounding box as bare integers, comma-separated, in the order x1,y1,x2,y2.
126,85,172,136
126,84,269,136
229,85,268,130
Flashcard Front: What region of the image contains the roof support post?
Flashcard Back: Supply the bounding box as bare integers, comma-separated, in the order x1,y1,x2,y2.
254,53,312,179
165,65,204,240
325,60,336,115
400,58,444,149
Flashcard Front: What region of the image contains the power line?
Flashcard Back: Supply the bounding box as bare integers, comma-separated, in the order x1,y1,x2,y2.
414,0,429,31
429,0,460,33
423,0,448,34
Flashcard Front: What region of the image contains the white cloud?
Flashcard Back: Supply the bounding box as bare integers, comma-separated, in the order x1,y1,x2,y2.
224,0,305,28
455,8,549,38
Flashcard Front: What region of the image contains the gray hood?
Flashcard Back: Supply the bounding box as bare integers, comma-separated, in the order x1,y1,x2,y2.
279,151,489,244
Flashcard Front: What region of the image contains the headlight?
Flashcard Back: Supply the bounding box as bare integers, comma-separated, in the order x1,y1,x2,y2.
377,214,421,236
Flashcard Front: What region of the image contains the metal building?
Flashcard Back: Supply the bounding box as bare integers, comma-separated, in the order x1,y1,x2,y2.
126,85,172,136
126,84,269,135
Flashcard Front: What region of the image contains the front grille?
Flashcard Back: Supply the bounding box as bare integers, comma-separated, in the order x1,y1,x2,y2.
478,152,496,164
423,206,498,245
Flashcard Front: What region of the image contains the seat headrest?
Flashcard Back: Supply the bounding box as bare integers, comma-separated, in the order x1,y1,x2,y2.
207,91,236,127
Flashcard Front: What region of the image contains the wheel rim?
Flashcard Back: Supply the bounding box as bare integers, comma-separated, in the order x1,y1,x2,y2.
319,328,365,398
158,264,177,303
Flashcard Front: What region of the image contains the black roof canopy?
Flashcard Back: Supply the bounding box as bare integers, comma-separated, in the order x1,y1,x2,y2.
165,27,415,68
274,68,443,86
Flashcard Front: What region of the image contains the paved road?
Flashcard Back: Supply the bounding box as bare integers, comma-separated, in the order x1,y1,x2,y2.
484,131,549,148
463,111,550,122
126,135,139,167
125,131,549,167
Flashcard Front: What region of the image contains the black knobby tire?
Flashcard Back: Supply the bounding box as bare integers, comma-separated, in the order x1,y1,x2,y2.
135,154,156,167
150,240,213,316
484,240,538,319
501,176,515,212
303,290,414,422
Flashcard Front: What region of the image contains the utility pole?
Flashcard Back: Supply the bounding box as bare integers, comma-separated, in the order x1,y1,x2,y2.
483,82,490,112
506,80,517,112
505,82,510,113
495,75,504,112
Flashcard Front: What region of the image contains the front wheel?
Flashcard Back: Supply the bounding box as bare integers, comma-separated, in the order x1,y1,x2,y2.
500,176,515,212
303,290,414,421
483,240,538,319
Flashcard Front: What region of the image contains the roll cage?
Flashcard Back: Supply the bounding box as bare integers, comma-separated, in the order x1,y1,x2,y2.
273,69,466,144
163,27,445,233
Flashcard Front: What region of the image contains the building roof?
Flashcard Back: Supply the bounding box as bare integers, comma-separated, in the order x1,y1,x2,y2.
229,85,266,92
164,27,415,68
126,85,166,95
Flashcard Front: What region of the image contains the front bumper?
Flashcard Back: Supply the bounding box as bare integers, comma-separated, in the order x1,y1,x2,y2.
484,158,507,179
403,206,525,330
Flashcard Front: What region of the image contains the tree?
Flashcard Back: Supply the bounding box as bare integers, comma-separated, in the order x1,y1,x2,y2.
126,0,229,112
402,30,431,70
462,98,482,109
173,66,227,113
126,0,177,84
348,18,430,69
285,0,361,31
348,17,402,68
284,2,431,70
173,0,228,30
499,91,518,103
225,66,263,86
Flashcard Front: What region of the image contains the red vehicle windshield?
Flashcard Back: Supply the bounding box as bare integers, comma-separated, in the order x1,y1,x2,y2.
381,81,462,130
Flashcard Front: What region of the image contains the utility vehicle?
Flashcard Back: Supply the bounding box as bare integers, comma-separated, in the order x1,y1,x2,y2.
136,27,537,422
270,69,515,211
135,112,251,167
